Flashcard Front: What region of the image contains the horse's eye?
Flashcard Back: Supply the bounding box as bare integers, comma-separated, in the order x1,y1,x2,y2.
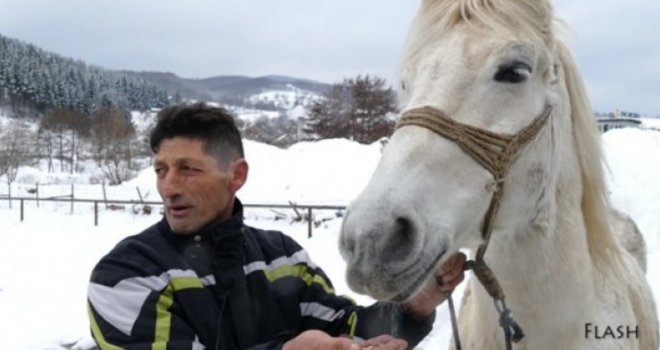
494,61,532,83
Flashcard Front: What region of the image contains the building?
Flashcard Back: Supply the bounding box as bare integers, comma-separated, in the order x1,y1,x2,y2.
594,110,642,133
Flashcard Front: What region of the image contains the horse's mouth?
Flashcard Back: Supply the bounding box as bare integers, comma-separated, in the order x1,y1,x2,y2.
388,248,447,303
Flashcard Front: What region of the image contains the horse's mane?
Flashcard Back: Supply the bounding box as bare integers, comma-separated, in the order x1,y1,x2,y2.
557,41,624,267
561,36,657,341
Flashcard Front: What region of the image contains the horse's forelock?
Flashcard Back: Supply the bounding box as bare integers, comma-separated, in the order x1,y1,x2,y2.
416,0,554,39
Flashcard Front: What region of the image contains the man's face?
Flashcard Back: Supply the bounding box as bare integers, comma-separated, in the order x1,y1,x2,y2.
154,137,240,235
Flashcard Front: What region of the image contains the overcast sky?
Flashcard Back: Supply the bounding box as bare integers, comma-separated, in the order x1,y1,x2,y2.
0,0,658,115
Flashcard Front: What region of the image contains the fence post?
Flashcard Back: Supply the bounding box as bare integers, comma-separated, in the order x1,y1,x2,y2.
7,182,12,209
136,187,144,202
307,208,313,238
20,198,24,222
102,181,108,209
36,182,40,208
70,183,75,214
94,201,99,226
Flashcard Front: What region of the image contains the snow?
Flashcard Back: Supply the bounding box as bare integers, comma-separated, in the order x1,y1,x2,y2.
246,84,321,111
227,106,281,122
602,128,660,293
286,105,308,120
642,117,660,130
130,110,156,135
1,127,659,349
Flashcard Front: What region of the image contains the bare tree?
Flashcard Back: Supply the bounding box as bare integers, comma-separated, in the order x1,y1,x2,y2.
0,119,32,203
90,108,137,185
39,108,88,173
37,127,56,172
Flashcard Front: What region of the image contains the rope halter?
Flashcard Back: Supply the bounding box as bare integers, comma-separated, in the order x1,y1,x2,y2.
396,104,552,350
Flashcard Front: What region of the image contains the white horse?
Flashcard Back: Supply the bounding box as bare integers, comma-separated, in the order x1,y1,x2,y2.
339,1,658,349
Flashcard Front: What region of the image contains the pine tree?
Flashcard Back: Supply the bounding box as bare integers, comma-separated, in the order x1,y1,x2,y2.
0,33,169,118
305,75,397,144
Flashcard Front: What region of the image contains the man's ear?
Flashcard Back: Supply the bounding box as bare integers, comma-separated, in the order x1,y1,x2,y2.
229,159,248,193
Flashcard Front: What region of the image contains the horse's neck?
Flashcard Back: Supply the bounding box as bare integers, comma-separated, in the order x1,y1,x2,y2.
473,183,598,342
486,206,595,301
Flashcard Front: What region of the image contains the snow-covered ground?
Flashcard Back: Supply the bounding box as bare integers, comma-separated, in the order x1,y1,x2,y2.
642,117,660,130
0,126,659,349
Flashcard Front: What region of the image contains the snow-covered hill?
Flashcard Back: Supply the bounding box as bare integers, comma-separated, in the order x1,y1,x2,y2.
246,83,321,111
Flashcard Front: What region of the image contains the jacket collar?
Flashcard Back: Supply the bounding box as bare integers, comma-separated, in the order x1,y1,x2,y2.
159,198,245,244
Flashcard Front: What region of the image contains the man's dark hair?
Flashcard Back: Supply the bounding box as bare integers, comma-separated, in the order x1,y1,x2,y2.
150,103,244,166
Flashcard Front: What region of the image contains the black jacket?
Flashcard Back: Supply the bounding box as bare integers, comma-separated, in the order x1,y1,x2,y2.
87,200,434,349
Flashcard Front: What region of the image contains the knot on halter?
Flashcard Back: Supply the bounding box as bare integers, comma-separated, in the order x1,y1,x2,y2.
486,178,504,194
496,300,525,344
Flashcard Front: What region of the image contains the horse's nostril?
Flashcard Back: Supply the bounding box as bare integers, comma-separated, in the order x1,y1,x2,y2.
383,217,416,260
394,217,414,241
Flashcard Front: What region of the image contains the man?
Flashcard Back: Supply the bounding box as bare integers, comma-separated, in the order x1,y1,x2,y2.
87,103,466,350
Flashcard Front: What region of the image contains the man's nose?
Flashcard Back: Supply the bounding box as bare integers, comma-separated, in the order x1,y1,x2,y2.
159,170,183,199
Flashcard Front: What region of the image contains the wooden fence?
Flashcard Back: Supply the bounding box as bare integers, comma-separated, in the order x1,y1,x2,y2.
0,196,346,238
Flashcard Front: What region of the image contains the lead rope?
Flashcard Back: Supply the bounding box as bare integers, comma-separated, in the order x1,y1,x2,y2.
448,260,524,350
447,294,462,350
397,105,551,350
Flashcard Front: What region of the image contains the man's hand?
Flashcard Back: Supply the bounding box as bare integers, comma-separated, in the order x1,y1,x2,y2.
359,335,408,350
403,252,467,320
282,330,407,350
282,330,353,350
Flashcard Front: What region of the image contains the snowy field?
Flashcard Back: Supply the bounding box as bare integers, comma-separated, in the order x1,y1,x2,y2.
0,125,659,349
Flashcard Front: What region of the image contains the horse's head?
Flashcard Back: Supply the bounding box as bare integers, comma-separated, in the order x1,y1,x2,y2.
340,0,579,301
